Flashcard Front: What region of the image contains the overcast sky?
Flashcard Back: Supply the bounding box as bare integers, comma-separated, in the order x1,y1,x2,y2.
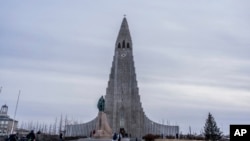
1,0,250,135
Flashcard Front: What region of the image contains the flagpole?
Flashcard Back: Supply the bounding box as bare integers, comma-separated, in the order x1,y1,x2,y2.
11,90,21,134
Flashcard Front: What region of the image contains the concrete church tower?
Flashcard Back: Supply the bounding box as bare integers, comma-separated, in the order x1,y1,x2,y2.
104,17,144,137
65,17,179,138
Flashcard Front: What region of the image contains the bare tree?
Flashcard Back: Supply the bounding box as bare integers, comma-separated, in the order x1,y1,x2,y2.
53,117,57,135
49,124,52,135
59,114,63,134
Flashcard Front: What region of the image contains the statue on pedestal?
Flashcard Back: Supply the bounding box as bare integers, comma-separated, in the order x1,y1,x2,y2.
97,96,105,112
93,96,112,139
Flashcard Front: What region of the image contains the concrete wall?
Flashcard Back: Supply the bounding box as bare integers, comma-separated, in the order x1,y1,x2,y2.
144,116,179,136
65,117,97,137
65,115,179,138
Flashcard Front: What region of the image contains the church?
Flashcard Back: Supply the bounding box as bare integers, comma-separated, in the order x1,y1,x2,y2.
65,17,179,138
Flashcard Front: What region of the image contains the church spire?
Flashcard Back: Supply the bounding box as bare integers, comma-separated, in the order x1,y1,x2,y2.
116,17,132,49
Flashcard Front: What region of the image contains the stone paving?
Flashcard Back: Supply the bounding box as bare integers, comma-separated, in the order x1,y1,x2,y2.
70,138,130,141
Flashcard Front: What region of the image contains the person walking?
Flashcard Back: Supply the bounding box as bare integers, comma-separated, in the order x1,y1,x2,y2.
59,133,63,141
7,134,18,141
112,132,117,141
118,133,122,141
26,130,36,141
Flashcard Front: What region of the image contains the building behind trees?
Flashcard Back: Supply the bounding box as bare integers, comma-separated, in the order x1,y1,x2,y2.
0,104,18,136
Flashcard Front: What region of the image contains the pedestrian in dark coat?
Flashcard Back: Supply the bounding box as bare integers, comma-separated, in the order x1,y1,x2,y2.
26,130,36,141
59,133,63,141
112,132,117,141
8,134,18,141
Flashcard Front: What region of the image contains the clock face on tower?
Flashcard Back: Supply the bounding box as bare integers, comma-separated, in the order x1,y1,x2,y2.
121,53,127,57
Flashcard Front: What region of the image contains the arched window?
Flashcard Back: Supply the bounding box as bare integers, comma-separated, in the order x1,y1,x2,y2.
122,40,125,48
127,43,130,48
118,43,121,48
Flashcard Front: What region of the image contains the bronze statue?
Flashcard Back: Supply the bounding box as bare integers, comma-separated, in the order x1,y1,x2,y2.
97,96,105,111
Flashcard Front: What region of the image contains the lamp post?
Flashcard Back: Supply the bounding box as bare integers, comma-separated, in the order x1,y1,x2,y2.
11,90,20,134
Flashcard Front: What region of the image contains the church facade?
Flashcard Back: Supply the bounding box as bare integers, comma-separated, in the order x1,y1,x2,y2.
65,18,179,138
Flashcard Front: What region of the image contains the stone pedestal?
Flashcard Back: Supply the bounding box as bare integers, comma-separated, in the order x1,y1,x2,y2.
93,112,112,139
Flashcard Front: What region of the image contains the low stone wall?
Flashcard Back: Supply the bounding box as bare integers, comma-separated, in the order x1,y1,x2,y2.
68,138,112,141
69,138,202,141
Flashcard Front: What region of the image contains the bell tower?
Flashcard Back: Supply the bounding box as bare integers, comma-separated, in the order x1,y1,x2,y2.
0,104,8,115
105,17,144,137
